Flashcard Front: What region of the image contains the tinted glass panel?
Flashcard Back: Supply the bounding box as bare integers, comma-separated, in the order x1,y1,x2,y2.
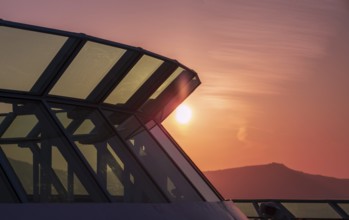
282,203,341,218
0,27,67,91
105,55,163,104
50,104,165,203
0,99,105,202
50,42,125,99
105,113,202,202
149,123,219,202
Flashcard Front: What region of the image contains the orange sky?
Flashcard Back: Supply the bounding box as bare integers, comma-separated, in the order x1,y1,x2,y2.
2,0,349,178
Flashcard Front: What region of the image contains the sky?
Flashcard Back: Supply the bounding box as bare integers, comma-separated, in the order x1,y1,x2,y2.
1,0,349,178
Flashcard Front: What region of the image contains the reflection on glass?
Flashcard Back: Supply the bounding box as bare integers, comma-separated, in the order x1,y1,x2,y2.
109,114,202,202
234,203,259,217
0,27,67,91
105,55,163,104
50,104,165,203
50,42,126,99
282,203,341,218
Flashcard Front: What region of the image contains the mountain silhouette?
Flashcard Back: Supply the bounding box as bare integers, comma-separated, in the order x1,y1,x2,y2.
204,163,349,200
5,159,349,200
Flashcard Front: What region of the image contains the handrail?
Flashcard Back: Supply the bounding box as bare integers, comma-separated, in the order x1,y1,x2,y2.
231,199,349,219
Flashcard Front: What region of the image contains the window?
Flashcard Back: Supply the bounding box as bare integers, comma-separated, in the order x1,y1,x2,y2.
50,104,165,202
105,113,203,202
0,99,106,202
0,27,67,91
50,42,125,99
149,123,219,201
105,55,163,105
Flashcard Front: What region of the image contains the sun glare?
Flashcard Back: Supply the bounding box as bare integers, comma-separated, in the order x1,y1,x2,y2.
175,104,192,124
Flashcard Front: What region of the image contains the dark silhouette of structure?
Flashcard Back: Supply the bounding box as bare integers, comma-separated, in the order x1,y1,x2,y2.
0,19,247,219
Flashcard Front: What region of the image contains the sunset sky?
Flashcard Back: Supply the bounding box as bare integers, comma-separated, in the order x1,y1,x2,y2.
1,0,349,178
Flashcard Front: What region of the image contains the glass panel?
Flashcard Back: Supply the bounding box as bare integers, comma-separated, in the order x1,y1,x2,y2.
150,67,184,99
107,164,124,196
142,73,200,122
105,55,163,104
106,113,202,202
0,100,104,202
159,76,200,121
234,202,259,217
50,42,126,99
2,115,38,138
339,203,349,215
282,203,341,218
0,26,67,91
75,142,97,172
0,103,12,114
1,145,33,194
50,104,165,203
149,123,219,202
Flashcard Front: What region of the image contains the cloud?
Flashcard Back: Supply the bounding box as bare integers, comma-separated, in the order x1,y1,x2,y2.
237,126,248,143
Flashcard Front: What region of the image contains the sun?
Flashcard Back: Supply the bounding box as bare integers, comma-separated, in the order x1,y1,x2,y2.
175,104,192,124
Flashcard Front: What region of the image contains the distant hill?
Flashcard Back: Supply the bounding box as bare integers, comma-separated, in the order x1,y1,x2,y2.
204,163,349,200
6,159,349,200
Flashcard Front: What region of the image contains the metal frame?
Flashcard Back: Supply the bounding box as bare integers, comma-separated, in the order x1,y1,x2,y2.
0,19,223,204
0,19,201,119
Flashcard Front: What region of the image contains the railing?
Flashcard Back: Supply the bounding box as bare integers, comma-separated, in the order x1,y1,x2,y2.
232,199,349,219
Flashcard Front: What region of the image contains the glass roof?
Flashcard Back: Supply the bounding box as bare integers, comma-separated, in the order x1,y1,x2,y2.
0,20,200,122
149,67,184,100
104,55,164,105
0,26,67,91
0,20,219,204
49,42,126,99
